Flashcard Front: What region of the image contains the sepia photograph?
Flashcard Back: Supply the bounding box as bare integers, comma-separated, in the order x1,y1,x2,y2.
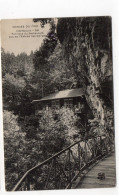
1,17,116,191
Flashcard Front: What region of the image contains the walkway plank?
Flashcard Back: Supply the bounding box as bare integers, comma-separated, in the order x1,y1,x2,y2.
76,153,116,189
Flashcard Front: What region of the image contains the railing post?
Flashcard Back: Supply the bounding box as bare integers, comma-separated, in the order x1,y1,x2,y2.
54,158,57,189
68,149,71,189
85,139,87,165
26,176,30,191
14,137,112,191
93,137,96,158
78,143,81,170
100,136,103,155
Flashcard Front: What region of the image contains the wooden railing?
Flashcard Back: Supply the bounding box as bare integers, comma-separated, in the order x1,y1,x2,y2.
35,107,82,116
12,135,114,191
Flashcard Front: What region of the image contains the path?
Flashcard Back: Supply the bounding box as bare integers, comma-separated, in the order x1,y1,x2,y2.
76,153,116,188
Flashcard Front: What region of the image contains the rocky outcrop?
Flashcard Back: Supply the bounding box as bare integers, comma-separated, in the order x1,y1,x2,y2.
57,17,114,137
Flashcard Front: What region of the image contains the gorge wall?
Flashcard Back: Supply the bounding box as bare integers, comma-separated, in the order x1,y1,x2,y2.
57,17,114,137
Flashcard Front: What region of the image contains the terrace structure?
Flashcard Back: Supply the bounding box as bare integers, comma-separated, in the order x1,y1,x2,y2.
32,88,93,121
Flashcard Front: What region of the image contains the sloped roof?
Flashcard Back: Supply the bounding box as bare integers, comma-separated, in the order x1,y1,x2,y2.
32,88,84,103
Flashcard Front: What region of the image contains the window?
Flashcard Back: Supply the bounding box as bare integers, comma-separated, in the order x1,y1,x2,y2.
64,99,73,108
51,100,60,109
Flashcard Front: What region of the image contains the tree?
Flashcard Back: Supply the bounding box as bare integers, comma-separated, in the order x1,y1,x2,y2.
2,73,26,113
3,110,26,190
58,107,80,143
37,107,81,158
47,41,79,92
38,109,65,157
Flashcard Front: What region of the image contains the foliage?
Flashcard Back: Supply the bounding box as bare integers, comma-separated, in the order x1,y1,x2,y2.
31,41,78,99
33,18,56,31
46,42,79,92
4,110,26,190
33,23,57,71
38,109,65,156
58,107,80,143
1,49,37,116
1,18,94,191
2,73,25,112
2,42,84,190
4,111,46,190
57,17,112,51
2,49,44,190
37,107,81,158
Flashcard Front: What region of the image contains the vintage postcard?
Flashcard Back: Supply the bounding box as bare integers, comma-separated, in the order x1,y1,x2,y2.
1,17,116,191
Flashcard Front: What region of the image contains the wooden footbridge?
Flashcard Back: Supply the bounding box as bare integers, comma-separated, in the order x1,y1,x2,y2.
75,153,116,188
12,135,116,191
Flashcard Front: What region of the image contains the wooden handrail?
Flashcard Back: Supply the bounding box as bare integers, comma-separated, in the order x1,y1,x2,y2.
12,135,113,191
12,138,84,191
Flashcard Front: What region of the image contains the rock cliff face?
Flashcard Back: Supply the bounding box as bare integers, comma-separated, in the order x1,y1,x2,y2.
57,17,114,137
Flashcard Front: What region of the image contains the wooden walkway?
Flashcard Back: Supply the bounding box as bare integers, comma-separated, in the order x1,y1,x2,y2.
76,153,116,189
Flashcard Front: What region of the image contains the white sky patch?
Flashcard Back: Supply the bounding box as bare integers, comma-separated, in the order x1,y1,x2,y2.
1,18,50,55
